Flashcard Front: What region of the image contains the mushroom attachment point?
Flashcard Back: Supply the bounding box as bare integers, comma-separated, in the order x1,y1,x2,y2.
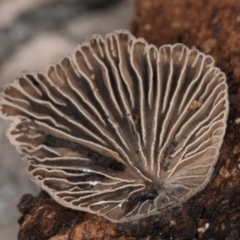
0,30,229,223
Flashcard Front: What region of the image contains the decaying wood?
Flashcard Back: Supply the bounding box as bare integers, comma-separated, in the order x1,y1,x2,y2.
18,0,240,239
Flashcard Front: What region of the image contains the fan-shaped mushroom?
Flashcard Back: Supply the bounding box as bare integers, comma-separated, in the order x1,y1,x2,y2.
0,30,228,223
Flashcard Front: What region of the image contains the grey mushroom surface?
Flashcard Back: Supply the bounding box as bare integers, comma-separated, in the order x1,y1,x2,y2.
0,30,228,223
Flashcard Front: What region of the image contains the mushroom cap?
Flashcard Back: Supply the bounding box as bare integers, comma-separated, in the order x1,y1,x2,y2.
0,30,229,223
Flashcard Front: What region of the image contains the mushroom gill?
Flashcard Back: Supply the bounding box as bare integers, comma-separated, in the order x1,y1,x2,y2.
0,30,228,223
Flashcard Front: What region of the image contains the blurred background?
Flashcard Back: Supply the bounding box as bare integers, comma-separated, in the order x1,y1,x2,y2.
0,0,134,239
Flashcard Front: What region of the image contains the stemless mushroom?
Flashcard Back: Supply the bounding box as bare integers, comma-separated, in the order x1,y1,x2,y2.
0,30,228,223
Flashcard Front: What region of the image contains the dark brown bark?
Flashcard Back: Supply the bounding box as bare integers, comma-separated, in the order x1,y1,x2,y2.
18,0,240,239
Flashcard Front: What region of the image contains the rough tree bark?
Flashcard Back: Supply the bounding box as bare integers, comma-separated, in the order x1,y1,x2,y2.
18,0,240,239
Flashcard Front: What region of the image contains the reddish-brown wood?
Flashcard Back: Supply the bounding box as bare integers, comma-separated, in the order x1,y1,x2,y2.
18,0,240,239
